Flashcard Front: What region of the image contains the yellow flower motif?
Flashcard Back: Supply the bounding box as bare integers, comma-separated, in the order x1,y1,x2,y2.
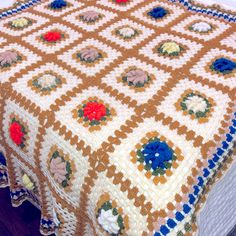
22,173,34,190
161,42,180,54
11,18,29,28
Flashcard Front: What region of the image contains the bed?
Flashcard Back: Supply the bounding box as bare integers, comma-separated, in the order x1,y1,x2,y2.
0,0,235,235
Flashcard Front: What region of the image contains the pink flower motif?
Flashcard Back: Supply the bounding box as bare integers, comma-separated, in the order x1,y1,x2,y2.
0,50,18,66
49,157,67,184
126,69,148,85
80,47,99,62
81,10,100,22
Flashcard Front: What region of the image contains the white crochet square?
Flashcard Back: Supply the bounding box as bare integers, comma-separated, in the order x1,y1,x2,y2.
23,23,82,54
97,0,144,12
58,38,121,77
221,32,236,50
0,12,49,37
190,48,236,89
86,171,149,236
39,127,89,208
107,117,200,210
99,18,154,49
0,43,41,83
101,57,171,105
33,0,83,17
131,1,185,27
139,33,203,69
157,78,231,143
172,15,230,41
2,99,40,167
54,86,135,151
11,62,82,111
63,6,117,32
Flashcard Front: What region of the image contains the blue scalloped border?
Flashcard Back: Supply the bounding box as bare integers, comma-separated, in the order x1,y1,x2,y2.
0,0,42,19
1,0,235,22
154,112,236,236
170,0,236,22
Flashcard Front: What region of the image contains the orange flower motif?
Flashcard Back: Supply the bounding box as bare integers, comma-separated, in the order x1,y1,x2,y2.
43,31,61,42
9,122,24,146
83,102,106,121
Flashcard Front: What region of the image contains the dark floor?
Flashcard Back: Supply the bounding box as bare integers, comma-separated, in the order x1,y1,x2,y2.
0,187,42,236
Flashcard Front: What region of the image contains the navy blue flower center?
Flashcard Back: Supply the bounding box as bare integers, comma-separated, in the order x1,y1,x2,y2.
142,140,173,170
148,7,167,19
212,57,236,73
50,0,67,9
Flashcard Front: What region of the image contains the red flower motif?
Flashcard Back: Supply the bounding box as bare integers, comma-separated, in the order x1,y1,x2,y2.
115,0,129,3
83,102,106,121
9,122,24,146
43,31,62,42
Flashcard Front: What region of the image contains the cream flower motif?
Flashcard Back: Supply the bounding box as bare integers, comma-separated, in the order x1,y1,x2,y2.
126,69,148,85
11,18,29,28
22,173,34,190
37,74,57,88
97,209,120,234
191,22,212,33
161,42,180,54
49,157,67,184
118,27,136,38
185,95,208,113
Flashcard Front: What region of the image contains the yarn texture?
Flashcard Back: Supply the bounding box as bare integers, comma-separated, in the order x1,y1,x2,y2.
0,0,235,236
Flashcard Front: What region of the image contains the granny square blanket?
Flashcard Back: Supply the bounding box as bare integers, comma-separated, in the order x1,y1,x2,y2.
0,0,235,235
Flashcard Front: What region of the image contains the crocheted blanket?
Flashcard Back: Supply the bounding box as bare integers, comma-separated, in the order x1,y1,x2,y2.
0,0,235,235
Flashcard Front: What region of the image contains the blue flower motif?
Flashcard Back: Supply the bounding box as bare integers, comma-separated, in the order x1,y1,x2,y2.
148,7,167,19
142,140,173,170
50,0,67,9
212,58,236,73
